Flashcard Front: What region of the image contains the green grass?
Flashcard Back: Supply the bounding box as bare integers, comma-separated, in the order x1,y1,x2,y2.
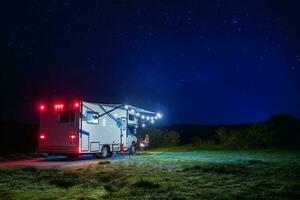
151,143,226,151
1,148,300,200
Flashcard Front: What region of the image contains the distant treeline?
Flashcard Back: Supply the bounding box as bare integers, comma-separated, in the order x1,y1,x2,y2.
140,113,300,149
215,114,300,148
0,113,299,154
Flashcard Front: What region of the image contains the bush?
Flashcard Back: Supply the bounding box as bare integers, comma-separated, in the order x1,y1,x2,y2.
163,131,180,146
215,127,229,144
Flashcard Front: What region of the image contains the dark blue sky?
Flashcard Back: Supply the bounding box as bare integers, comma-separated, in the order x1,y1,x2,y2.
2,0,300,124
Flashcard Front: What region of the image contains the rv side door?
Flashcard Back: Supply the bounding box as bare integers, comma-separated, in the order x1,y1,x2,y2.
120,117,127,145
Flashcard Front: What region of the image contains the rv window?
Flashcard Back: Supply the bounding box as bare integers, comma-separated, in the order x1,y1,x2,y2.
57,110,75,123
86,111,99,124
129,114,135,121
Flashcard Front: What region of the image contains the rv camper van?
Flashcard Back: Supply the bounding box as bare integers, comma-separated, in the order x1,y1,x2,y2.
38,100,161,158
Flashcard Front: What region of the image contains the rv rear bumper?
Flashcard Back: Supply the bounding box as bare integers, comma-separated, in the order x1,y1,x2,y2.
38,145,79,154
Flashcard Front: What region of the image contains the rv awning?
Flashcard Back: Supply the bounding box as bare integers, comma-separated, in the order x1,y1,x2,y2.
126,105,156,115
98,103,156,115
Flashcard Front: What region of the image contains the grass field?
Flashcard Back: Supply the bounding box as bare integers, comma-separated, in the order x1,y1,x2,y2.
0,147,300,200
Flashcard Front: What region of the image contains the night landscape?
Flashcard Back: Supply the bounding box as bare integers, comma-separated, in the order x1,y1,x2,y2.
1,1,300,200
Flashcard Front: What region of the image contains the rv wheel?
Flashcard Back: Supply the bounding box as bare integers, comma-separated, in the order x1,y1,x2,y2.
100,146,110,158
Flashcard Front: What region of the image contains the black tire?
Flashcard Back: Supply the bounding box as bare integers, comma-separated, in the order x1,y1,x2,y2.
100,145,110,158
107,150,113,157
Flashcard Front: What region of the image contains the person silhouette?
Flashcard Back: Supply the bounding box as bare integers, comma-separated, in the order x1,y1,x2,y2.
143,134,150,149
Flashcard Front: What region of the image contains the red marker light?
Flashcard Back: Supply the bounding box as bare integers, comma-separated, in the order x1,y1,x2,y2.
54,104,64,111
39,104,46,111
74,102,80,108
39,134,46,140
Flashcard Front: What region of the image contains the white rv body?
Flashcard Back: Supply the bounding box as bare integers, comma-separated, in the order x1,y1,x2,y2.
38,100,157,157
80,102,134,153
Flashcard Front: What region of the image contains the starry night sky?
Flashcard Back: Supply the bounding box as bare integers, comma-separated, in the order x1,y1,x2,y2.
2,0,300,125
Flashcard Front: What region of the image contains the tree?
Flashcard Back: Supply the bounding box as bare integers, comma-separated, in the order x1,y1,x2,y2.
216,127,230,144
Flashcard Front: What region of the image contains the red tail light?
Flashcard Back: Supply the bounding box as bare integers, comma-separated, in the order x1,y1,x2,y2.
69,133,77,144
39,134,46,140
70,134,76,139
